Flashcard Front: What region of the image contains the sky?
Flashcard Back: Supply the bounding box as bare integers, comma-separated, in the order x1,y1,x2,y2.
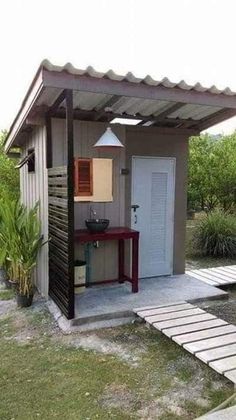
1,0,236,135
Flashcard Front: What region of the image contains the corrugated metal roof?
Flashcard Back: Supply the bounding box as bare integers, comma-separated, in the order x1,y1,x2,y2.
33,60,236,125
36,85,223,122
5,59,236,152
42,59,236,97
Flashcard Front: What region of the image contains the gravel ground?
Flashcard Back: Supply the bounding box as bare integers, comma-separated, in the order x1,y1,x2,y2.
198,286,236,324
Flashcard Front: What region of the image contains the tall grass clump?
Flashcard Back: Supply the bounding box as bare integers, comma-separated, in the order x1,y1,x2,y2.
194,210,236,258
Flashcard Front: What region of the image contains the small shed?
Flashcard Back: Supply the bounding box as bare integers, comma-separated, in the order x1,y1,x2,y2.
5,60,236,319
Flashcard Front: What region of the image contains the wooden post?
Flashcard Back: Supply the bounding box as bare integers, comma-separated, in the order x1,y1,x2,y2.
65,89,75,319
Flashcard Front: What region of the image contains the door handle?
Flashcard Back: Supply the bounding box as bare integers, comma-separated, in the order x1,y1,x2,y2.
131,204,140,213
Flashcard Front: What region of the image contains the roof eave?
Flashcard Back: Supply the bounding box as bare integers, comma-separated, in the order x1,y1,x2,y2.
4,66,44,152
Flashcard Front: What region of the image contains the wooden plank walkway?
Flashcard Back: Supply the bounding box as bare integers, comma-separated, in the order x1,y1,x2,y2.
186,265,236,287
134,301,236,384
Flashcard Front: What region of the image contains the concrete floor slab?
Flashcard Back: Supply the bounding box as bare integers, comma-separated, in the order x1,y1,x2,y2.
74,274,227,321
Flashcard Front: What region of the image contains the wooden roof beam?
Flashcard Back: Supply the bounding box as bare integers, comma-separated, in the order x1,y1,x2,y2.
94,95,121,121
138,102,186,126
47,89,66,116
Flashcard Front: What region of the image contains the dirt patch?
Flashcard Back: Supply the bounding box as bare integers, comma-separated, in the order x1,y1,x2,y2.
59,333,143,366
198,295,236,325
0,299,15,317
0,295,58,344
99,383,136,412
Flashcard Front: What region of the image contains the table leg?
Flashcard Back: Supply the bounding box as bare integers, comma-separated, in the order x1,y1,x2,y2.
132,237,139,293
118,239,125,283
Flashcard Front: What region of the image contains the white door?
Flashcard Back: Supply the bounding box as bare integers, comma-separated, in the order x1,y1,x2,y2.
131,157,175,278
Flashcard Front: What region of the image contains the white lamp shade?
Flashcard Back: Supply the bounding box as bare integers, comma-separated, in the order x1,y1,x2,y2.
93,127,124,148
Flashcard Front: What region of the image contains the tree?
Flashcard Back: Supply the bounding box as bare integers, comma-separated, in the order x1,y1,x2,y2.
213,135,236,211
188,133,236,212
188,134,218,211
0,130,20,201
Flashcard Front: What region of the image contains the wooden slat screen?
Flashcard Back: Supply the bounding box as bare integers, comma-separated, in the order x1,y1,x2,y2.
48,166,74,319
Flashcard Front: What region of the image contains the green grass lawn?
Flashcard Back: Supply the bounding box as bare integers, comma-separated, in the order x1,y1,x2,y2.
0,299,233,420
0,288,15,300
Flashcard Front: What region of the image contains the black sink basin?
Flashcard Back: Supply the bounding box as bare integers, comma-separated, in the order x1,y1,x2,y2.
85,219,109,233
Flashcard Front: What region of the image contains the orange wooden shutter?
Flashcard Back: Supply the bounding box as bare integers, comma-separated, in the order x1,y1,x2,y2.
74,158,93,197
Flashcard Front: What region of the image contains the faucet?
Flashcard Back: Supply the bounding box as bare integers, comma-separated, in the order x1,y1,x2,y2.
90,206,97,219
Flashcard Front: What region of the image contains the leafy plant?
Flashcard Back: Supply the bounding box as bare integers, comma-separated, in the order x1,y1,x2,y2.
188,134,236,212
0,130,19,201
0,199,46,297
193,210,236,258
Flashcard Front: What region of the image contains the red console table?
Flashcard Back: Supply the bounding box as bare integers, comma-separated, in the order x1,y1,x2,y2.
74,227,139,293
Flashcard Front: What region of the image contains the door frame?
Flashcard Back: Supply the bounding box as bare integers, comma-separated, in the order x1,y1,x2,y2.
131,156,176,276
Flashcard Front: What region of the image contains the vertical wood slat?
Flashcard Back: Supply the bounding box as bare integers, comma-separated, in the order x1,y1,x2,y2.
48,165,74,319
47,90,74,319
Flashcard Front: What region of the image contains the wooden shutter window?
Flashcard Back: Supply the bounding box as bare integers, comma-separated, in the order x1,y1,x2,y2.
74,158,93,196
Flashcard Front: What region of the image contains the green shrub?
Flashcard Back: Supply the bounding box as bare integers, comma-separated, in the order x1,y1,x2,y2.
193,210,236,258
0,199,46,297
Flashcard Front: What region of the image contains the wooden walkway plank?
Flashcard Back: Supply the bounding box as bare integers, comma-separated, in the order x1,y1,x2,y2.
197,343,236,364
173,324,236,345
225,369,236,383
163,319,227,338
218,267,236,276
218,268,236,276
145,308,204,324
153,313,216,331
209,355,236,374
187,265,236,287
201,268,236,283
136,303,195,317
134,279,236,385
191,270,229,285
211,268,236,280
185,271,218,286
133,301,186,313
184,333,236,354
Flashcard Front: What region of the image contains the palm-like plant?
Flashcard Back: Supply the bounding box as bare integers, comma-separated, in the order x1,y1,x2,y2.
0,199,46,301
